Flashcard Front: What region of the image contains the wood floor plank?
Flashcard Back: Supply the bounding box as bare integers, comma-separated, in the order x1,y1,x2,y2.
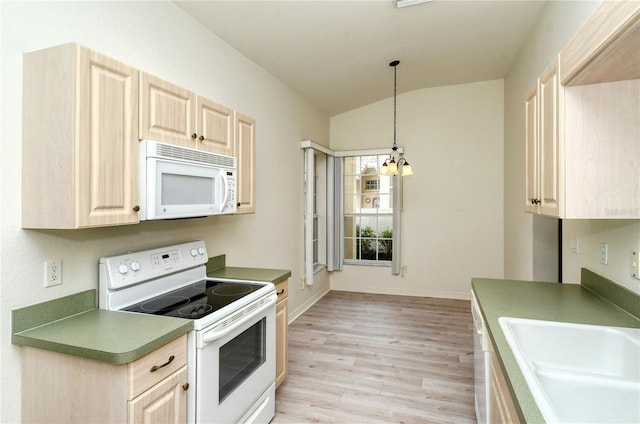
273,291,477,423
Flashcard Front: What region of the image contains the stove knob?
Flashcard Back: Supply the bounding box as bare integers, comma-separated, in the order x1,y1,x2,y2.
117,264,128,275
190,248,198,257
197,247,205,256
130,261,140,272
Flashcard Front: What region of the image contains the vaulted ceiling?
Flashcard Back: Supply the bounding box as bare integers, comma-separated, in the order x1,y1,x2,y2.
174,0,546,116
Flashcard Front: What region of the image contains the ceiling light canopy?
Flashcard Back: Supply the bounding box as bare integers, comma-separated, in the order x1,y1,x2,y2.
396,0,433,8
380,60,413,177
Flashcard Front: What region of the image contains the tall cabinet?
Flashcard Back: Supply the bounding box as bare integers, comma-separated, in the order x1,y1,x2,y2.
22,43,140,229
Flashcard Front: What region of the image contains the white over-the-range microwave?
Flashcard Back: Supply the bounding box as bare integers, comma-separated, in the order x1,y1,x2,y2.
138,139,237,221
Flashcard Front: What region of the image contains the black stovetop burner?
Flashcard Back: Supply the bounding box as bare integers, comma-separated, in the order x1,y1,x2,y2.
123,279,264,320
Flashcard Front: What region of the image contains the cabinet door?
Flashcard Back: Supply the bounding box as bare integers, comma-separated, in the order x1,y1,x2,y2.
524,85,538,213
196,97,235,155
275,280,288,388
537,60,562,217
489,352,521,424
128,367,188,424
140,72,196,149
77,47,139,227
235,113,256,213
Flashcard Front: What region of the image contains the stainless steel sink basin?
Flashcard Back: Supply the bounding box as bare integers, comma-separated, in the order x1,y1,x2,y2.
498,317,640,423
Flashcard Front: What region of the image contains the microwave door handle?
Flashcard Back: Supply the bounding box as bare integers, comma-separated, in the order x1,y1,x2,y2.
219,173,229,213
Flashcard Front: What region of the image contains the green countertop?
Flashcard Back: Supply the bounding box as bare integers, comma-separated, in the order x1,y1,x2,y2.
206,255,291,284
472,271,640,423
207,266,291,284
12,290,192,364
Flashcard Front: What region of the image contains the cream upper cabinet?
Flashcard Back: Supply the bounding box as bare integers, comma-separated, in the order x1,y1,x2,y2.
22,43,140,229
139,72,196,149
560,1,640,86
524,86,538,214
235,112,256,214
525,1,640,219
197,96,235,155
524,57,562,217
140,72,235,156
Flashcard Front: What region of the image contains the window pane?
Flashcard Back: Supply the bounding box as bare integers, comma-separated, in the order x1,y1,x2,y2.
342,154,394,265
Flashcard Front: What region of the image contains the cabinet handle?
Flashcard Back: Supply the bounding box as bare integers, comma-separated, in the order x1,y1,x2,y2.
149,355,175,372
132,205,140,212
276,289,285,295
191,133,197,139
198,135,204,141
237,202,241,207
182,383,190,391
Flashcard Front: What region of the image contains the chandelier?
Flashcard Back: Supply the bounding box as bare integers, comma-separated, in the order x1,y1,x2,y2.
380,60,413,176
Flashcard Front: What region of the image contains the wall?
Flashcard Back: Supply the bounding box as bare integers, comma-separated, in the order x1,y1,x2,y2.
0,1,329,422
330,80,505,299
504,0,640,295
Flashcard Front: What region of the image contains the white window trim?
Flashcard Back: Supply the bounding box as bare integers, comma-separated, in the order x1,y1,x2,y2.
302,140,405,283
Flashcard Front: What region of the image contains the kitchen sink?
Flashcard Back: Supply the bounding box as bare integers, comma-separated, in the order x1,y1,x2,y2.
498,317,640,423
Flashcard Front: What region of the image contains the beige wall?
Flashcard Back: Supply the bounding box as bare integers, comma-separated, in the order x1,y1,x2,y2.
0,1,329,421
504,0,640,294
330,80,505,299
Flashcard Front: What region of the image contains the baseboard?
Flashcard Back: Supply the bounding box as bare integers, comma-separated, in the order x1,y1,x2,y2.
287,285,331,324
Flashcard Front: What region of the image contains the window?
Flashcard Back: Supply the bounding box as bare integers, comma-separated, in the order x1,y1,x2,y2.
343,155,393,265
302,140,403,279
304,148,327,284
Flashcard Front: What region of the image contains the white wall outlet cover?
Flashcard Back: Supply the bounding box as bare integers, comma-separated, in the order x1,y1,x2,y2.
44,260,62,287
631,250,640,280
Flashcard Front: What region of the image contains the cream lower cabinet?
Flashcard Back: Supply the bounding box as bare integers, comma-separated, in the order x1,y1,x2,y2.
489,351,521,424
140,72,235,156
235,112,256,213
21,335,188,424
22,43,140,228
275,279,289,388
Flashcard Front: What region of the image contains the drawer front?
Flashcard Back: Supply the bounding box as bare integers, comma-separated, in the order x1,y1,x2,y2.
128,335,187,399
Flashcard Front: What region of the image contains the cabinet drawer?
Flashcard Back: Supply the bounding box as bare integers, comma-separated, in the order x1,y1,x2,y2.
128,335,187,399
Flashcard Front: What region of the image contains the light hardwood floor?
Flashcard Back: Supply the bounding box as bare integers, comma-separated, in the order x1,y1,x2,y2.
273,291,476,424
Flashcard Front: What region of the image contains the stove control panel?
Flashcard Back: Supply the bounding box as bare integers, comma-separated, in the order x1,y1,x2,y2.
100,240,208,290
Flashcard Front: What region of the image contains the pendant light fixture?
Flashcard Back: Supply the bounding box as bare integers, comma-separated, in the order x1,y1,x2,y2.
380,60,413,176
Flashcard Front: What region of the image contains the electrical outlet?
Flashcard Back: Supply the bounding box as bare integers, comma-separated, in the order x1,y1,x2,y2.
44,260,62,287
600,242,608,265
570,235,580,253
631,250,640,280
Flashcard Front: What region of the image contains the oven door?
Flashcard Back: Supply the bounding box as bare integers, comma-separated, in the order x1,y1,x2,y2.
196,294,276,424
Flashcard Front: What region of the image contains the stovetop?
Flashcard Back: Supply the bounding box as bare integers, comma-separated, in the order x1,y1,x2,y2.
122,278,265,320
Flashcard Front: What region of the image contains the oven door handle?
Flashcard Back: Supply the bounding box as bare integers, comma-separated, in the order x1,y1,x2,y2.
198,294,276,347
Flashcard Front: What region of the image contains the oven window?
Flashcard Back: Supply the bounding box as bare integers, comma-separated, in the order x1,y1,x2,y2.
219,317,266,402
162,173,215,205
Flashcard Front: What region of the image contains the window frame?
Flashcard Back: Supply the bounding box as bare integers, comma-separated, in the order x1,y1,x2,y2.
342,154,394,266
